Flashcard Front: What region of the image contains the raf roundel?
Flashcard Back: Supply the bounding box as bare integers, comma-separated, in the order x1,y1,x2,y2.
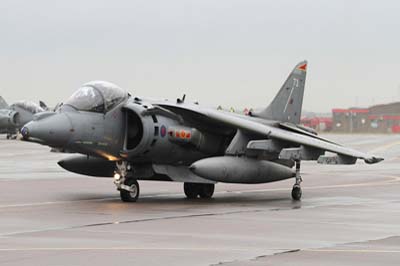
160,125,167,137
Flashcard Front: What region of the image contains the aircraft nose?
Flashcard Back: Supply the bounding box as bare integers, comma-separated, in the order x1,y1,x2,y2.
21,113,73,147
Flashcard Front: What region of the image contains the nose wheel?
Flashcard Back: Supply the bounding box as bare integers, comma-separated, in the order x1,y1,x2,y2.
120,179,140,202
291,160,303,201
114,161,140,202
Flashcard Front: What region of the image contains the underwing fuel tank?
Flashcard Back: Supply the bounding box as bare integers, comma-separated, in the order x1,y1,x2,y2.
190,156,295,184
58,155,115,177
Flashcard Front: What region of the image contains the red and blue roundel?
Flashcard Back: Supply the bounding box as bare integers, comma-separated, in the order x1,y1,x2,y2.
160,125,167,137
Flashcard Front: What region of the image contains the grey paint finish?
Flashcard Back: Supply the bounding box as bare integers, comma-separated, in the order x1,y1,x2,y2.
153,164,215,184
191,156,295,183
253,61,307,124
0,96,8,109
0,98,45,135
158,103,383,163
20,61,383,200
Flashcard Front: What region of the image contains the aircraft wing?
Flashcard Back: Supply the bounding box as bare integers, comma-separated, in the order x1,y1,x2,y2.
156,103,383,165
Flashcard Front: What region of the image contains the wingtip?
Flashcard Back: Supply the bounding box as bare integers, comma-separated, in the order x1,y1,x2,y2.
364,156,384,164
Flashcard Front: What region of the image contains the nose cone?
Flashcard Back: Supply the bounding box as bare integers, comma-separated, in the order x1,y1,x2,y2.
22,113,73,147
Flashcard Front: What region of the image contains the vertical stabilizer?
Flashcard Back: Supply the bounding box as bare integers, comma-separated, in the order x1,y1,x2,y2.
254,61,307,124
39,100,49,111
0,96,9,109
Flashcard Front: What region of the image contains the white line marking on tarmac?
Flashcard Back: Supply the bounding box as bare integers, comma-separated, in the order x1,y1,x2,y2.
0,174,399,209
368,140,400,154
0,247,266,252
2,247,399,253
304,248,400,253
0,193,185,209
222,174,400,194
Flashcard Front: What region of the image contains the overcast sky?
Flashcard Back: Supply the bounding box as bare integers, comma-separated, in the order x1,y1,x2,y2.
0,0,399,112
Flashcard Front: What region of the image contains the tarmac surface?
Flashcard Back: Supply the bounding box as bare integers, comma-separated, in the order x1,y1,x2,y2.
0,134,399,266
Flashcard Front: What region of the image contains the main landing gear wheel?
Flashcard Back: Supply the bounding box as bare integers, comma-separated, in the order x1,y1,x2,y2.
291,185,302,201
184,183,215,199
184,183,198,199
198,184,215,199
291,160,303,201
120,179,140,202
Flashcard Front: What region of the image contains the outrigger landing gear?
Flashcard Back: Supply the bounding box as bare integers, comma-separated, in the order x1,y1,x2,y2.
291,160,303,201
184,183,215,199
114,161,140,202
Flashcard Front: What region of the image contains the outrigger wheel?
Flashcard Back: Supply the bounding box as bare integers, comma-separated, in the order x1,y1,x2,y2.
184,183,215,199
120,178,140,202
291,160,303,201
291,185,302,201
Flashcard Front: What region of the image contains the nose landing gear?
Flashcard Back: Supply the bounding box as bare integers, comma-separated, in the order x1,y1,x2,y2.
114,161,140,202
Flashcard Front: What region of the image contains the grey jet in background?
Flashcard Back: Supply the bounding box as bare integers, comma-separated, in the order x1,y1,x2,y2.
21,61,383,202
0,97,47,139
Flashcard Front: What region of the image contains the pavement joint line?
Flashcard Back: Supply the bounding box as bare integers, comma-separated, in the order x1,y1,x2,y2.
2,197,399,238
0,209,266,237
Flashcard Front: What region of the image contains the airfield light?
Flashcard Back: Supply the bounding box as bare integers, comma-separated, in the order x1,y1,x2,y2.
114,173,121,181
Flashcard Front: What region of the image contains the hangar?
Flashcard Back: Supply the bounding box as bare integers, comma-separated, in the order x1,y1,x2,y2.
332,102,400,133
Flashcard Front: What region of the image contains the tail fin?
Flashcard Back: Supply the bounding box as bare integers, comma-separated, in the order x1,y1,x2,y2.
39,100,49,111
0,96,9,109
253,61,307,124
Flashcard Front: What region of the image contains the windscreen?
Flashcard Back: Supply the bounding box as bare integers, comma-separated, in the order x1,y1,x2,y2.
13,101,44,114
64,81,127,113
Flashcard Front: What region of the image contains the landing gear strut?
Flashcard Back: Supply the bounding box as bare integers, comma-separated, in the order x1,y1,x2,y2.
291,160,302,201
184,183,215,199
114,161,140,202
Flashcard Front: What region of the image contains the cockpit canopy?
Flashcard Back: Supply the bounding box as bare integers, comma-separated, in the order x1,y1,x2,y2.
64,81,128,113
12,101,44,114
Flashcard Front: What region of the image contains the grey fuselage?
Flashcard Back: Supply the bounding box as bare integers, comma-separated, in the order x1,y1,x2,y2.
19,63,383,191
25,97,234,164
23,91,292,181
0,105,39,134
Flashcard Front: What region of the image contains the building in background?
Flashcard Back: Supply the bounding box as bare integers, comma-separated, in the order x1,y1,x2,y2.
332,102,400,133
217,103,400,134
301,117,332,132
300,111,332,132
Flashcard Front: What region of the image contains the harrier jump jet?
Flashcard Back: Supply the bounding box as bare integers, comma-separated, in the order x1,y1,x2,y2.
21,61,383,202
0,97,46,139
